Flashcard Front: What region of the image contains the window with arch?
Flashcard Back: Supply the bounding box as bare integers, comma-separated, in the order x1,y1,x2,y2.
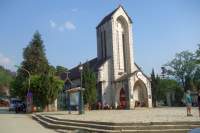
116,16,128,72
100,30,107,59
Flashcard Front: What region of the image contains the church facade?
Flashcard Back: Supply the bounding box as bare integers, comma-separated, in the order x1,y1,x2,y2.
68,6,152,109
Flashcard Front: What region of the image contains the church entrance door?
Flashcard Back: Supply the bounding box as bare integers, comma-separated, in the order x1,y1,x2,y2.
119,88,126,109
133,80,148,107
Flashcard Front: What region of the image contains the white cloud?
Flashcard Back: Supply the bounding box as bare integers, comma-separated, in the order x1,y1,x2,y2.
49,20,76,31
64,21,76,30
0,53,11,66
49,20,57,28
71,8,78,12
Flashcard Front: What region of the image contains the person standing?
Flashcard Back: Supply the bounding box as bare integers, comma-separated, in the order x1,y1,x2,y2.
198,91,200,117
185,90,192,116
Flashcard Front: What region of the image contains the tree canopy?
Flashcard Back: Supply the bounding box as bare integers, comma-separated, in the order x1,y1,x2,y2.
195,44,200,64
82,64,96,107
30,74,63,108
165,51,196,91
0,66,14,96
0,66,14,87
150,69,157,107
22,31,49,75
11,31,64,109
56,66,68,76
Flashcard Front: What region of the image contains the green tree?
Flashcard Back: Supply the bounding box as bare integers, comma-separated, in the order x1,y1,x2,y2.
55,66,68,76
22,31,49,75
0,66,14,96
154,77,183,106
12,31,49,99
0,66,14,87
150,69,158,107
49,65,56,76
195,44,200,64
30,74,64,108
11,31,64,110
165,51,196,91
193,44,200,90
82,64,96,108
10,76,27,99
193,67,200,91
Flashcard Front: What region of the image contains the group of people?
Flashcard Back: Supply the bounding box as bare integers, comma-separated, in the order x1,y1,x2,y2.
97,101,112,110
97,90,200,115
185,90,200,117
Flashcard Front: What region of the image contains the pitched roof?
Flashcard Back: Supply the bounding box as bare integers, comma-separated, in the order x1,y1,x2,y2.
134,63,150,80
96,5,132,28
65,56,149,82
68,58,97,80
66,58,108,80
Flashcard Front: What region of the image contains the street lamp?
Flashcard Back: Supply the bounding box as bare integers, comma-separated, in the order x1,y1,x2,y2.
78,63,84,114
14,65,30,93
14,65,32,113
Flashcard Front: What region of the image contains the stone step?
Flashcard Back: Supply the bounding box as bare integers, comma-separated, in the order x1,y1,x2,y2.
54,129,191,133
123,125,200,130
36,115,115,130
32,114,199,133
32,115,119,133
41,115,200,130
122,129,191,133
45,115,200,126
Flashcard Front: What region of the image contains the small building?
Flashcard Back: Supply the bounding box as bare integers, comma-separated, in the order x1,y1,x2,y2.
64,5,152,109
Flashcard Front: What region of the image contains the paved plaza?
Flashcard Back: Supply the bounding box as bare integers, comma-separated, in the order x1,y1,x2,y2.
1,107,200,133
40,107,200,123
0,107,57,133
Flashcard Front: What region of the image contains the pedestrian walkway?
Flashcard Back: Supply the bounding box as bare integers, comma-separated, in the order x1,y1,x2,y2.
0,107,57,133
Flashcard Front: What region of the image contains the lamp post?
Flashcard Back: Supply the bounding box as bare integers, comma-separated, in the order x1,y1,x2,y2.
78,63,84,114
14,65,32,113
65,71,71,114
14,65,30,93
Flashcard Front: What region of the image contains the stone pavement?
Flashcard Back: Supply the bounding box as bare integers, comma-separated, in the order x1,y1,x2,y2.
0,107,57,133
39,107,200,123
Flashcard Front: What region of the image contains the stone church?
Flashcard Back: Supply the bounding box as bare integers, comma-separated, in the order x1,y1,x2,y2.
67,5,152,109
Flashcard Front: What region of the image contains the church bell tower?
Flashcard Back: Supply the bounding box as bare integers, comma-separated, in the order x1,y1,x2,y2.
96,5,135,80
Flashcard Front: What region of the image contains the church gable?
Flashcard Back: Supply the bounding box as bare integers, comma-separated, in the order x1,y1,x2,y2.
134,63,150,81
96,5,132,29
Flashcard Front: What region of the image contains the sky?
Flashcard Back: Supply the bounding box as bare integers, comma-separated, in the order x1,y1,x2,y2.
0,0,200,75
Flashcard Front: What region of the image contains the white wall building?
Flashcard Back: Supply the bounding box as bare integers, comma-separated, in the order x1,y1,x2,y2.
68,5,152,109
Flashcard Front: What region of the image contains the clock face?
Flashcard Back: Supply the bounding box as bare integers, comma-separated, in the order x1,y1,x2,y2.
136,72,143,79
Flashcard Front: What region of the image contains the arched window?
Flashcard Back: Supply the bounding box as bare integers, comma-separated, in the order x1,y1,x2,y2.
100,30,107,59
116,21,124,71
116,16,128,72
